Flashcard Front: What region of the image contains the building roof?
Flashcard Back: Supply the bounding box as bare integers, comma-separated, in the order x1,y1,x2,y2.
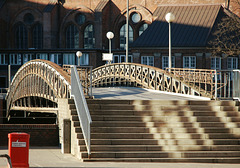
131,4,222,48
43,1,56,13
95,0,109,12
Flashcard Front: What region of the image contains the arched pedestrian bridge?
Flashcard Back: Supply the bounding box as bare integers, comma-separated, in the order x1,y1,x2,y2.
6,59,217,115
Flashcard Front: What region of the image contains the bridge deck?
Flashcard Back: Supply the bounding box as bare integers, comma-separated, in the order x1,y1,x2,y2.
92,87,211,100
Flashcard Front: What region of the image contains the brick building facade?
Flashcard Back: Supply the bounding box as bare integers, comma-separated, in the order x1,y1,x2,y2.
0,0,239,88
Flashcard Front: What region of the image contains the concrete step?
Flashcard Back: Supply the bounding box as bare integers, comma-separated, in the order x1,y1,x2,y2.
88,104,239,111
80,145,240,152
81,151,240,158
77,133,240,139
91,115,240,122
69,104,76,109
82,157,240,163
89,110,240,117
79,139,240,145
87,100,237,106
91,121,240,128
76,99,240,163
90,127,240,133
68,98,74,104
70,109,77,115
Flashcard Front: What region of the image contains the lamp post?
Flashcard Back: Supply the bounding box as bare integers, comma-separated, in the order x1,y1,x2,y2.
126,0,129,63
165,12,175,71
106,31,114,54
106,31,114,64
76,51,82,66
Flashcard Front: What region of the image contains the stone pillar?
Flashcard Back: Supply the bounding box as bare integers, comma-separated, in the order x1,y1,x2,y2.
196,53,203,69
43,12,52,49
205,53,211,69
132,52,140,63
62,119,71,154
58,98,70,152
154,53,161,68
174,53,182,68
94,12,102,49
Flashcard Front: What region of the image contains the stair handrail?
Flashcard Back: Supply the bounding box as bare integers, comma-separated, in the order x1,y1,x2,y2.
71,65,92,157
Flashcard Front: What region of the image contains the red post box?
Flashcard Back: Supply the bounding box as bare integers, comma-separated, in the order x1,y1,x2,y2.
8,133,30,168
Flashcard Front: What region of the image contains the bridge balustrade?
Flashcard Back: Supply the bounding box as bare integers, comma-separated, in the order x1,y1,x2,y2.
63,65,92,97
6,60,71,115
91,63,205,97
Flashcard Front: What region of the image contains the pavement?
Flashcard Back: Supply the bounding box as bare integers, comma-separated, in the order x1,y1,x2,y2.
92,87,211,100
0,147,240,168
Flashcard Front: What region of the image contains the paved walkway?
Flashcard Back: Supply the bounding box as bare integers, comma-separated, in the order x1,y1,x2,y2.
92,87,210,100
0,147,239,168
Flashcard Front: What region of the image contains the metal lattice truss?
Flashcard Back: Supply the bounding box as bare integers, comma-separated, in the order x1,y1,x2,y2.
92,63,211,98
6,59,71,115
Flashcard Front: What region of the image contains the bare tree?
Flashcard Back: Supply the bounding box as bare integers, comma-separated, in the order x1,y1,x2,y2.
208,6,240,57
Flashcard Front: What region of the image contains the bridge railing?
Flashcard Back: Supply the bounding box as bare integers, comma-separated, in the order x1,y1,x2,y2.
6,60,71,116
214,70,240,100
91,63,204,97
167,68,240,100
63,65,92,97
70,65,92,157
167,68,216,98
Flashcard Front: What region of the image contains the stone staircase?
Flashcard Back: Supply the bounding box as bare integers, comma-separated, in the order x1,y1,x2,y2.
69,99,240,163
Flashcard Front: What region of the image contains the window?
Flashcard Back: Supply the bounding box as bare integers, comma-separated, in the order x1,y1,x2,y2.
84,24,95,49
211,57,221,70
23,54,33,64
113,55,132,63
141,56,154,66
63,53,75,65
227,57,238,69
24,13,34,25
10,54,21,65
66,24,79,49
120,24,133,49
162,56,175,70
33,23,43,49
113,55,119,63
15,23,28,49
183,56,196,68
79,53,89,65
139,23,148,36
131,12,141,23
50,53,61,65
0,54,8,65
75,13,86,25
36,53,48,60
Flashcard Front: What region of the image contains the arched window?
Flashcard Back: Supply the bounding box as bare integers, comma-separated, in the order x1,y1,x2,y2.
33,23,43,49
24,13,34,25
120,24,133,49
15,23,28,49
139,23,148,36
66,24,79,48
84,24,95,49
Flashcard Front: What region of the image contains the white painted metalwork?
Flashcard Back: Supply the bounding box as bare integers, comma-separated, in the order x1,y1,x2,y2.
70,65,92,157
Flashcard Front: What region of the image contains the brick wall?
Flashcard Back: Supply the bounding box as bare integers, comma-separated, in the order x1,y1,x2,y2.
0,124,59,146
0,97,5,124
